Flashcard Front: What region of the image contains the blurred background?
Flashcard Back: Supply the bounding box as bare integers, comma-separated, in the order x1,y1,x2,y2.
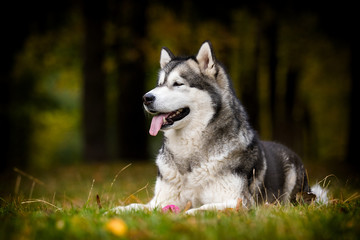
0,0,358,182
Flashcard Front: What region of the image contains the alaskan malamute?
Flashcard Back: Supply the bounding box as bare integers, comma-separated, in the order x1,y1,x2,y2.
113,41,326,214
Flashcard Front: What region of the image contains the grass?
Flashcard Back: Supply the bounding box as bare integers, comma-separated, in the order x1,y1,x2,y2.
1,162,360,240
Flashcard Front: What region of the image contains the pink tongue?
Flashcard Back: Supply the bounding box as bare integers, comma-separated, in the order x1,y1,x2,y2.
149,113,169,136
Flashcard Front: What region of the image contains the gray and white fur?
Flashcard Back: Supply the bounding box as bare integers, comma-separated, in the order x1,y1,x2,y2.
112,41,320,214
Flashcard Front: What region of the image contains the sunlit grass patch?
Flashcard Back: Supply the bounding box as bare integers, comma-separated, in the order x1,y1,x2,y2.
1,162,360,240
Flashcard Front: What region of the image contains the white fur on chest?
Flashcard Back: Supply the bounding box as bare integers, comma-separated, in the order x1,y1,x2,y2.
165,130,203,159
155,145,246,209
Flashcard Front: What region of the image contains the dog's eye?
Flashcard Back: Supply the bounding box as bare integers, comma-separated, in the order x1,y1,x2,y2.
173,82,184,87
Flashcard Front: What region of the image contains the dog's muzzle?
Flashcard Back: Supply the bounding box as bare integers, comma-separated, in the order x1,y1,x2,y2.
143,93,155,106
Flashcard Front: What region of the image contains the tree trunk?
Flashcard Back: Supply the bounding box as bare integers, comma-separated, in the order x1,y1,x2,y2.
116,0,148,160
82,0,108,162
347,39,360,171
266,17,281,142
283,65,300,151
241,28,260,131
0,64,13,172
0,3,35,171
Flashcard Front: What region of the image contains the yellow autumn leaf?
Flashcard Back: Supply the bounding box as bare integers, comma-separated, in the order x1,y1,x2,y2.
105,218,128,237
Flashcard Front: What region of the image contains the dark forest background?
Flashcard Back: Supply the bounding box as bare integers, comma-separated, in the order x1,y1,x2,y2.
0,0,358,178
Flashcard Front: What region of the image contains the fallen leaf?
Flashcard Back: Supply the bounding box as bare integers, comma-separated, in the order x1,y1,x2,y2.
105,218,128,237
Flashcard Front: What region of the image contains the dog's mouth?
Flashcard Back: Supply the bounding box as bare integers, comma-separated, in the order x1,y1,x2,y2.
149,107,190,136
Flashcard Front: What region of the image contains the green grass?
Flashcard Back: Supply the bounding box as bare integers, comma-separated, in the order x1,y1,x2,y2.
1,162,360,240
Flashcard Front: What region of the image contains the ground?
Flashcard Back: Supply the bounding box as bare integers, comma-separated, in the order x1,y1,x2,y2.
1,162,359,240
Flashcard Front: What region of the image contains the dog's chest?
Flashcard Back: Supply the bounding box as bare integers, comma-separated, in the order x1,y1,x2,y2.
167,141,203,159
166,144,205,175
169,152,201,175
165,128,207,155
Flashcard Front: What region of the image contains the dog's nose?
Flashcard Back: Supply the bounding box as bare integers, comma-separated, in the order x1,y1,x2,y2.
143,93,155,106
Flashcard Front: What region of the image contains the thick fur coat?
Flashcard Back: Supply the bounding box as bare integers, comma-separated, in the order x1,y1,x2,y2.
113,41,315,214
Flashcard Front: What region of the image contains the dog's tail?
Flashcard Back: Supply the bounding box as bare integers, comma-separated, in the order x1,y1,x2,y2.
311,184,329,204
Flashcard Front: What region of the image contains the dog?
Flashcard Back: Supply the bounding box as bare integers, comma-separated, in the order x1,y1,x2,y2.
112,41,326,214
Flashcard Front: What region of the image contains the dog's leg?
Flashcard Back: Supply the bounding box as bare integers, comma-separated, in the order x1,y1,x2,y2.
110,194,165,214
110,177,185,214
185,200,240,215
111,203,154,213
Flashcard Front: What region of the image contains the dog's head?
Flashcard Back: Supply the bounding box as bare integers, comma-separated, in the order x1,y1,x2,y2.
143,41,228,136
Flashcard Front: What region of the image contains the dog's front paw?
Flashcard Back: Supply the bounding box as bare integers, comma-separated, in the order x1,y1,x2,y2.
109,203,149,214
185,208,203,215
110,206,127,214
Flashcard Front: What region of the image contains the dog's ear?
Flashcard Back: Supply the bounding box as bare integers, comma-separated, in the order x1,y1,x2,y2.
160,47,174,69
196,41,216,76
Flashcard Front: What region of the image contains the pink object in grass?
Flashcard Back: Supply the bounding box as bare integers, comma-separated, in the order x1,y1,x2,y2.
162,205,180,213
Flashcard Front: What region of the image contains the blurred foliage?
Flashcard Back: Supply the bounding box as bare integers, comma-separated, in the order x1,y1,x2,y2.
12,10,83,168
9,2,351,169
275,14,350,162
